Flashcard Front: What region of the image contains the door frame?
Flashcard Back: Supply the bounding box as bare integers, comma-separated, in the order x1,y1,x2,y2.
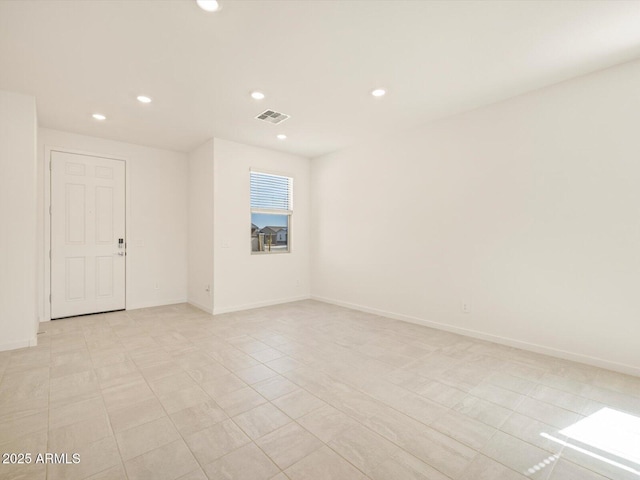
43,146,130,322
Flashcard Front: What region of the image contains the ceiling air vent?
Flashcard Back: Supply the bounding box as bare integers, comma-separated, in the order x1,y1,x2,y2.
255,109,290,125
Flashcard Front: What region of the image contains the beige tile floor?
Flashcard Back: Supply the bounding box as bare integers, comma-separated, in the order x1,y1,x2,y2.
0,300,639,480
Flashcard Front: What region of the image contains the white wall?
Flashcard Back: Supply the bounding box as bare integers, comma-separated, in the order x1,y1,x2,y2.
0,90,38,350
311,59,640,375
38,128,188,316
188,139,214,313
213,138,311,313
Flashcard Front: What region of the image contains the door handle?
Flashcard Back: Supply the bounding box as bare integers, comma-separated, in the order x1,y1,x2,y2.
114,252,125,256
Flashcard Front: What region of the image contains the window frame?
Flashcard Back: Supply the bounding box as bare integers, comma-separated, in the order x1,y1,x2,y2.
249,169,293,255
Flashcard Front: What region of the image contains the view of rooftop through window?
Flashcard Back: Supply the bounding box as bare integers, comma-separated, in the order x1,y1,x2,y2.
250,171,292,253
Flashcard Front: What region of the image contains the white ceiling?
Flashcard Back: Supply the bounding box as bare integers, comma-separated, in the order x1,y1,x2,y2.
2,1,640,158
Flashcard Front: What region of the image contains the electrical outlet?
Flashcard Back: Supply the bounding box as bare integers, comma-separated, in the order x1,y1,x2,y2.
295,279,300,286
462,303,471,314
205,284,211,294
154,282,159,290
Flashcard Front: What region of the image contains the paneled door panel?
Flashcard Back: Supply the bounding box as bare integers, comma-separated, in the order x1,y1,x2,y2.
51,151,125,319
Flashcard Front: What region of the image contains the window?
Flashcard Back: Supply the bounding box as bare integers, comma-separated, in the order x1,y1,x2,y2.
250,170,293,253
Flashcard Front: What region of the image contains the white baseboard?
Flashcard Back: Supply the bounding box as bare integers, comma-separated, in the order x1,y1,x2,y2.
311,295,640,377
40,298,189,320
213,295,311,315
126,298,188,311
0,337,37,352
188,300,214,314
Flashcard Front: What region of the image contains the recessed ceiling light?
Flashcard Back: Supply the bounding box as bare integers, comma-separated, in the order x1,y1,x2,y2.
277,134,287,140
92,113,106,120
251,91,265,100
137,95,152,104
371,88,386,97
196,0,221,12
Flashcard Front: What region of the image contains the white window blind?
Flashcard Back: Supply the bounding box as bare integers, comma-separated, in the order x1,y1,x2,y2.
250,171,293,212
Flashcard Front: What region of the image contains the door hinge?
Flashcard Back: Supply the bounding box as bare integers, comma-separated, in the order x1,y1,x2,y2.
49,250,51,259
49,294,51,303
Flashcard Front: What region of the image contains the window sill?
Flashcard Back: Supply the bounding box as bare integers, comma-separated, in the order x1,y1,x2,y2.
251,251,290,255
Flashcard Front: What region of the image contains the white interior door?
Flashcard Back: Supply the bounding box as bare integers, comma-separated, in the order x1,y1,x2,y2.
50,151,126,319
